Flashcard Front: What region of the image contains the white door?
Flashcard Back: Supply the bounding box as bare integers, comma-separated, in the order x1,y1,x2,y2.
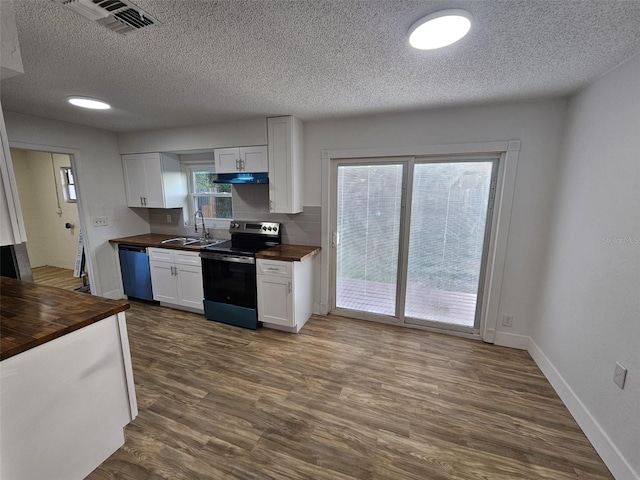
176,264,204,310
142,154,164,207
257,275,293,326
149,261,177,303
214,148,240,173
267,117,292,212
240,146,268,172
122,155,146,207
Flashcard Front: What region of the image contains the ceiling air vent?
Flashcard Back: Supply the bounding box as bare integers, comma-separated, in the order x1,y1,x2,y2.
53,0,157,34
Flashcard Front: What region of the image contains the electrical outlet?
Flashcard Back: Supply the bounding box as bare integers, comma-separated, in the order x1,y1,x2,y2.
93,216,109,227
614,362,627,389
166,214,172,223
502,314,514,327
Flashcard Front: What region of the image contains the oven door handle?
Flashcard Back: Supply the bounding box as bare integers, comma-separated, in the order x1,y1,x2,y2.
200,252,255,264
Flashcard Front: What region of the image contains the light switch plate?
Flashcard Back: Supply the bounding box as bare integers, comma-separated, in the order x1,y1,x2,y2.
614,362,627,389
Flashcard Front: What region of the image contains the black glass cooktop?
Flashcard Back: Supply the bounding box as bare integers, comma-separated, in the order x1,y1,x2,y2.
201,240,278,256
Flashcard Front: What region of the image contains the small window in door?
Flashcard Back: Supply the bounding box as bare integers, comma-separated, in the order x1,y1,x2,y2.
60,167,77,203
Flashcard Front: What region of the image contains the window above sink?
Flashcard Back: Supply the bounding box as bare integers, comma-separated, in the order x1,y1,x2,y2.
185,165,232,230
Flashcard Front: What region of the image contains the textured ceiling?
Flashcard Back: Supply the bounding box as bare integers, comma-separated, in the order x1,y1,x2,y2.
2,0,640,132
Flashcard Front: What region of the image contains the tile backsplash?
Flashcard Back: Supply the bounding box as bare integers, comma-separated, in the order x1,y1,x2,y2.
149,184,321,246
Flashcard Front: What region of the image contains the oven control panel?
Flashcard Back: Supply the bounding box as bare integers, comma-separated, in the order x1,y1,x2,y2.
229,221,280,236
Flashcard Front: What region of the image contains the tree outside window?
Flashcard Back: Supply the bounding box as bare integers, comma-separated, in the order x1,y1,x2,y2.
189,169,232,220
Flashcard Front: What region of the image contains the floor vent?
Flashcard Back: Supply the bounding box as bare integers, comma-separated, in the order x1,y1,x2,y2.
53,0,157,34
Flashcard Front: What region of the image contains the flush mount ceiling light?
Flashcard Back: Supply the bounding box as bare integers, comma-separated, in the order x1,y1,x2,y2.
67,96,111,110
408,9,472,50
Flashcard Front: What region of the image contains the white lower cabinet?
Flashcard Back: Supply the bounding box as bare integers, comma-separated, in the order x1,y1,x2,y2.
149,248,203,312
256,258,312,332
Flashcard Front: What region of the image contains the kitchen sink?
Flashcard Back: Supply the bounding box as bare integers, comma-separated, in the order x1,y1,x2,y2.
160,237,198,245
187,239,226,247
160,237,226,247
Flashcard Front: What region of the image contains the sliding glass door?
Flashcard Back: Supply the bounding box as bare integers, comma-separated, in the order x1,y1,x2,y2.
333,157,496,332
405,161,494,329
335,163,404,316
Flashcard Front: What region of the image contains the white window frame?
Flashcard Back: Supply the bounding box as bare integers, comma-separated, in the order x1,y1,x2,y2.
184,163,232,229
60,166,77,203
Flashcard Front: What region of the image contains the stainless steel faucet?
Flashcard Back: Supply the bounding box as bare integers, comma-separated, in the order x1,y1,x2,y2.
194,210,208,239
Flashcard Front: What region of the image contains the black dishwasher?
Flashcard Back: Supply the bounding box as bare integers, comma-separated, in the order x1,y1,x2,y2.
118,244,154,301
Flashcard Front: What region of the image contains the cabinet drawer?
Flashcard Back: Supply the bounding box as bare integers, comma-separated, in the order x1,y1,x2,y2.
175,250,201,266
257,259,292,277
148,247,174,263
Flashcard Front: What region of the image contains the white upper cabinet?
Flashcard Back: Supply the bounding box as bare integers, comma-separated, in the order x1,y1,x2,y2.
214,148,240,173
214,146,268,173
122,153,186,208
267,116,303,214
240,146,268,172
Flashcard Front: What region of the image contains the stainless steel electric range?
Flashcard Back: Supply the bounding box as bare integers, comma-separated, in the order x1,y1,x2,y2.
200,220,281,329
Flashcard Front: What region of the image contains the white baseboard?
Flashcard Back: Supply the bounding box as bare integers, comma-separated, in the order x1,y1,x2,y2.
528,339,639,480
494,331,529,349
101,289,122,300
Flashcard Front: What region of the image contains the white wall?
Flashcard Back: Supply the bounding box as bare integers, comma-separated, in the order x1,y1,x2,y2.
304,99,568,340
4,111,150,298
530,55,640,479
117,117,267,154
11,149,80,269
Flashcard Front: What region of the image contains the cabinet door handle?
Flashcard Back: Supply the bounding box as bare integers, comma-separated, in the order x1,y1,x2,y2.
140,196,143,206
240,159,245,171
288,281,292,294
143,197,147,206
236,158,240,171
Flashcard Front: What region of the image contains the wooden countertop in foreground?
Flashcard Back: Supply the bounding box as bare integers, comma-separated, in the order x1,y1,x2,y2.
256,245,320,262
0,277,130,361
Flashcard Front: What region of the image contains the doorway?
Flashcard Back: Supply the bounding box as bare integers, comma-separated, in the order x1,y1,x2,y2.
332,156,497,334
10,148,87,291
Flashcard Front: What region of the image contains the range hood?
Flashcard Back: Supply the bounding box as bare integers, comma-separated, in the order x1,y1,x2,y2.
213,172,268,184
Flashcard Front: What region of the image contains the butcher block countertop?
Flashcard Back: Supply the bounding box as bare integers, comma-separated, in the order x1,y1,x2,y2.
256,245,320,262
0,277,130,361
110,234,320,261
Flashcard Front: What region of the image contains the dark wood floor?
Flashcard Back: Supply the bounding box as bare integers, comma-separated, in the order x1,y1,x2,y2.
31,265,84,291
337,277,477,326
88,302,612,480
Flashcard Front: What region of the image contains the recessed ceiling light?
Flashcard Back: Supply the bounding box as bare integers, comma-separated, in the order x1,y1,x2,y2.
67,96,111,110
408,9,472,50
